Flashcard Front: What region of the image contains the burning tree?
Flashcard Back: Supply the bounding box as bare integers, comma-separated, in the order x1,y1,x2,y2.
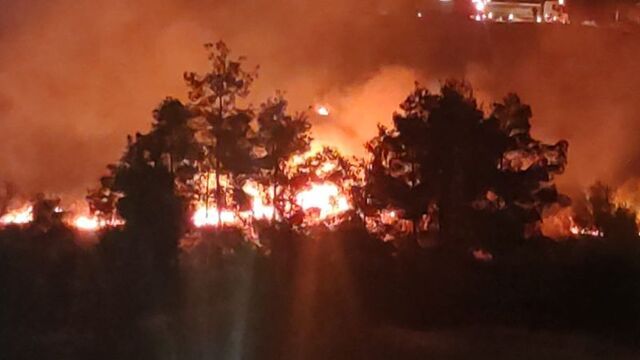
572,182,638,241
85,41,339,234
82,42,570,250
184,41,258,225
285,147,359,227
87,99,200,226
365,81,568,248
254,94,312,220
86,165,120,224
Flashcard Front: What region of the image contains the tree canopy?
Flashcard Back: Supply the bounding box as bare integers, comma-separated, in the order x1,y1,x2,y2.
365,81,568,247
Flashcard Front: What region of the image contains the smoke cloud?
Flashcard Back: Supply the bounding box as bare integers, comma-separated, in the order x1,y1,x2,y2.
0,0,639,200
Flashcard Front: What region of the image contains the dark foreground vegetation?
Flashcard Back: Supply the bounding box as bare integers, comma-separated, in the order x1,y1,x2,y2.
1,42,639,359
1,218,639,359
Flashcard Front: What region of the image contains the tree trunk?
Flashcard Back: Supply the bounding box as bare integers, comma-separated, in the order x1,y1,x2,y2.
205,171,211,218
216,91,224,227
410,158,420,247
215,158,222,226
272,163,279,221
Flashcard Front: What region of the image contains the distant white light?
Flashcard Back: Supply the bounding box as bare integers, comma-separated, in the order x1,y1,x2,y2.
473,249,494,262
508,13,514,21
316,106,330,116
417,11,422,18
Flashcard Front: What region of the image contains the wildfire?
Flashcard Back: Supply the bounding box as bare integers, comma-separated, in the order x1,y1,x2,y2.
73,215,101,230
295,182,350,220
192,207,239,227
242,181,275,220
189,143,354,229
191,181,351,228
0,200,124,232
0,205,33,225
1,144,354,232
190,177,276,228
70,215,124,231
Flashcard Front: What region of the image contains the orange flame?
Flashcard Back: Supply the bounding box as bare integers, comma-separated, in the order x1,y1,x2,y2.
191,180,351,228
295,182,350,220
0,202,124,231
242,181,275,220
70,215,124,231
72,215,102,231
0,205,33,225
192,207,239,227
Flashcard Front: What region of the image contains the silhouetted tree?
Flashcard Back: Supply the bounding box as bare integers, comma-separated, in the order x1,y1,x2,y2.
151,98,204,206
364,123,431,244
90,101,193,331
86,165,120,222
255,95,311,220
579,182,639,242
103,153,186,324
588,182,615,229
31,193,63,230
151,98,202,173
87,99,202,222
365,81,568,247
184,41,258,222
489,93,569,242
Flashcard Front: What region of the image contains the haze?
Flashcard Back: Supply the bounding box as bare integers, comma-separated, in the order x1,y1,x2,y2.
0,0,638,198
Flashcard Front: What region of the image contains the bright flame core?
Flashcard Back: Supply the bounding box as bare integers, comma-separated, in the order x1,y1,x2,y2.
73,215,101,231
191,180,351,228
0,205,33,225
295,182,350,220
192,207,239,227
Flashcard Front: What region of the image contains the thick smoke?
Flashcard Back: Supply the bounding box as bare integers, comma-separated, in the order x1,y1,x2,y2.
0,0,639,200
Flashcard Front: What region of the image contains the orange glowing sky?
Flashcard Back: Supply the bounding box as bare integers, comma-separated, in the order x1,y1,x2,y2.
0,0,639,201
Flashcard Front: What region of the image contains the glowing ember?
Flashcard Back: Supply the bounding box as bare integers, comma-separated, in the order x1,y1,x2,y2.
295,182,350,220
570,225,603,237
380,209,400,224
0,206,33,225
315,105,330,116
